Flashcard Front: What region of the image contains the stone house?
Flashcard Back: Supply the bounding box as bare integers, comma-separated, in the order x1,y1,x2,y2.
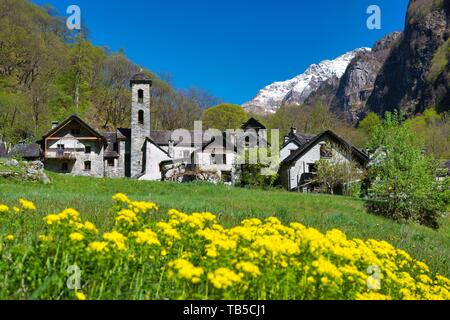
279,129,369,192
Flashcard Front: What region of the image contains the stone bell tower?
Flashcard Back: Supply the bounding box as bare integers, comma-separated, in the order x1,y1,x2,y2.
130,72,152,178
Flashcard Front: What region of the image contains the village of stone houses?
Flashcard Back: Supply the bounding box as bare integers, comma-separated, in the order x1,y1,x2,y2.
0,0,449,302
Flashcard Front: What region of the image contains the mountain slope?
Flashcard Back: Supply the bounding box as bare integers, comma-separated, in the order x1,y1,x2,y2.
242,48,369,114
331,32,402,123
367,0,450,115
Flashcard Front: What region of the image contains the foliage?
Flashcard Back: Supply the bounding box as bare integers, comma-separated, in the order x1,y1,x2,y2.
263,102,367,148
0,195,449,300
201,104,249,131
315,159,362,196
426,38,449,82
237,148,279,189
0,0,209,143
358,112,381,137
404,108,450,159
365,112,449,229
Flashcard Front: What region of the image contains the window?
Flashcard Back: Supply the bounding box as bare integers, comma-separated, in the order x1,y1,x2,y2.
138,110,144,125
113,142,118,152
57,144,65,157
221,171,232,183
183,150,190,158
85,146,91,154
289,149,296,155
107,159,115,167
62,163,68,172
138,89,144,104
320,143,333,158
308,163,316,173
84,161,91,171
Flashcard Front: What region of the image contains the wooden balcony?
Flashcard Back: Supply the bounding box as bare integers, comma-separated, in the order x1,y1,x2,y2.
45,150,78,160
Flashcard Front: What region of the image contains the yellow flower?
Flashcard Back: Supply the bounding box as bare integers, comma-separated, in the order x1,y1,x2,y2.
103,231,127,251
208,268,242,289
69,232,84,242
131,229,161,246
88,241,109,253
129,201,158,213
236,262,261,277
112,193,129,203
5,234,14,241
0,204,9,214
168,259,204,283
116,209,138,225
13,206,20,214
356,292,392,300
19,199,36,211
75,292,87,300
83,221,98,234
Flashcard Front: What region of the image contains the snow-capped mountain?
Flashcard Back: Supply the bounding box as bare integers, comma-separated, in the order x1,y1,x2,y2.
242,48,371,114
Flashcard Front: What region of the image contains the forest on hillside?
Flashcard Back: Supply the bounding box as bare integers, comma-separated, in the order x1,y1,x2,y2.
0,0,222,146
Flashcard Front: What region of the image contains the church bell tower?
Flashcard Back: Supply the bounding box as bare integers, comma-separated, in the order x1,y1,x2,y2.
130,72,152,177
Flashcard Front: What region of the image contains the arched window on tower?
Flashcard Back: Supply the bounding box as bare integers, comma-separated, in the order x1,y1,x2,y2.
138,89,144,104
138,110,144,125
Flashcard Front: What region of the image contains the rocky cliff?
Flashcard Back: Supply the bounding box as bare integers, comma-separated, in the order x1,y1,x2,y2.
366,0,450,115
332,32,402,123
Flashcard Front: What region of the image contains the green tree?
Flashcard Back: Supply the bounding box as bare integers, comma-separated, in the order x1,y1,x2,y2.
358,112,381,137
315,159,362,195
201,104,248,131
365,112,449,228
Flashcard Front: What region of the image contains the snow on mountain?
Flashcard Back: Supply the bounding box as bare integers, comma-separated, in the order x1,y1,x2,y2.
242,48,371,114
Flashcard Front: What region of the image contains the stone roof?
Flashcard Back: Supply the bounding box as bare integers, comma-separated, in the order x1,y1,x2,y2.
281,130,369,166
130,73,152,85
9,143,41,159
241,117,266,130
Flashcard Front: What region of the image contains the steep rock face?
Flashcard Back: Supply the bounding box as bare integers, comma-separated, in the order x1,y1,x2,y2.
242,49,368,114
367,0,450,115
332,32,402,123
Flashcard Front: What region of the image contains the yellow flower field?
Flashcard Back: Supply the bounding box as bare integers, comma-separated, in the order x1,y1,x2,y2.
0,193,449,300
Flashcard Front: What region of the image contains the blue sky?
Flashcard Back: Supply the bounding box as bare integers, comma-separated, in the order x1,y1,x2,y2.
32,0,409,104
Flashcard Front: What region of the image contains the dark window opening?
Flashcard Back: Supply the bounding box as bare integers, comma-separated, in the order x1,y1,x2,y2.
222,171,232,183
308,163,316,173
138,89,144,104
107,159,115,167
138,110,144,125
84,161,91,171
113,142,118,152
320,143,333,159
62,163,68,172
85,146,91,154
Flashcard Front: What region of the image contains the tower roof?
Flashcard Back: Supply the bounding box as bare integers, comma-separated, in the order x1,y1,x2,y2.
130,73,152,85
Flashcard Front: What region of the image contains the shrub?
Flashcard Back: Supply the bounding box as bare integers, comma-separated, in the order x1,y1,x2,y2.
365,112,449,228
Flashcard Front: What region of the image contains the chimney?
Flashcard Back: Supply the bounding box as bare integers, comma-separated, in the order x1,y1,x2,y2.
284,136,289,143
290,127,297,134
168,139,174,158
51,121,59,129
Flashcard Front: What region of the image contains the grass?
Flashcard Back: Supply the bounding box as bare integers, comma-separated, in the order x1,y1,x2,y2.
0,172,449,277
